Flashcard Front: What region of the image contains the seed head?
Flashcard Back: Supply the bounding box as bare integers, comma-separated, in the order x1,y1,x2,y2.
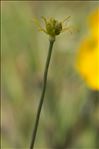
33,16,71,41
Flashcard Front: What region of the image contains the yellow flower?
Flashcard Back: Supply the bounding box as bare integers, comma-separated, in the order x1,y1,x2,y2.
76,9,99,90
89,8,99,38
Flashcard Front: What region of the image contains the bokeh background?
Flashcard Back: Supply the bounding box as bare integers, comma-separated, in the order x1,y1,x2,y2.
1,1,99,149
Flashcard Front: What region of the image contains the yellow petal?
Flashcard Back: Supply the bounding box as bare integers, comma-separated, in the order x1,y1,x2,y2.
76,37,99,90
89,8,99,38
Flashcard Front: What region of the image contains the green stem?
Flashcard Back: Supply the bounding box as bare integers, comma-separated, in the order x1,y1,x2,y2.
30,39,55,149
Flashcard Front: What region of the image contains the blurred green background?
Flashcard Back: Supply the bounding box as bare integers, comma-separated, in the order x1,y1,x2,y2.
1,1,99,149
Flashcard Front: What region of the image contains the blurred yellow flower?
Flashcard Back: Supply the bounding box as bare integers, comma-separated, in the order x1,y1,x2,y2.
89,8,99,38
76,9,99,90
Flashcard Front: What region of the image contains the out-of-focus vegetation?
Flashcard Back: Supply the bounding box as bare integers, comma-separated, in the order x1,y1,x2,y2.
1,1,99,149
